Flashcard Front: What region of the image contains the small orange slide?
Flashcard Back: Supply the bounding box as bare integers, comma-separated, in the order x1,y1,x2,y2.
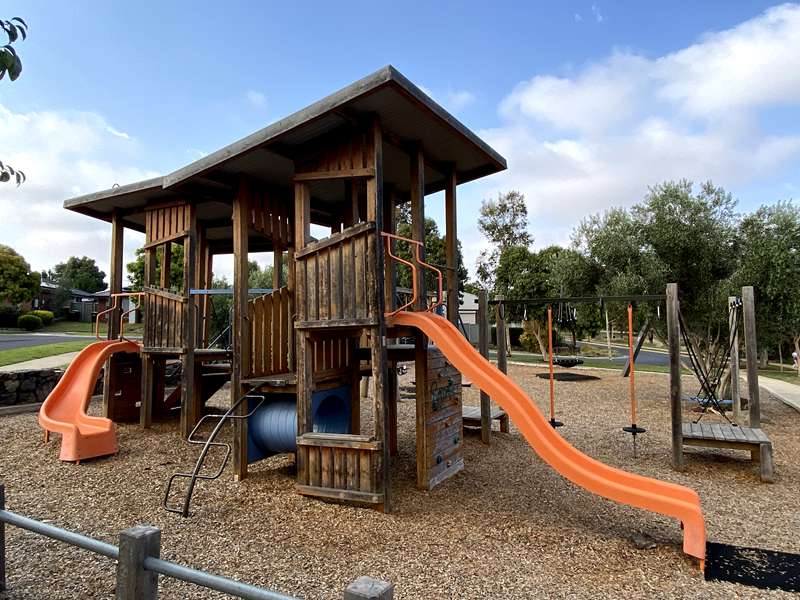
389,311,706,565
38,339,140,462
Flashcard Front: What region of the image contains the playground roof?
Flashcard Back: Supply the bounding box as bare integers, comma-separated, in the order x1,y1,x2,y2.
63,65,507,235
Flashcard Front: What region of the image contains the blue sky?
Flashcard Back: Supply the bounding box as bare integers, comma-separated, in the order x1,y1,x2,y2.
1,1,798,282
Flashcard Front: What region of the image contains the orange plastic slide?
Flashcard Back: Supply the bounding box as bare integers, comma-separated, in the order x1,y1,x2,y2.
38,339,140,462
389,310,706,565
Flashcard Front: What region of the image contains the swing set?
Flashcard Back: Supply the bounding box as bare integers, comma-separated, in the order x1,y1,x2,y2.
495,294,666,453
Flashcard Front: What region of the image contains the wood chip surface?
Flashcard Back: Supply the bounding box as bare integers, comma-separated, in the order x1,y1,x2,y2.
1,364,798,599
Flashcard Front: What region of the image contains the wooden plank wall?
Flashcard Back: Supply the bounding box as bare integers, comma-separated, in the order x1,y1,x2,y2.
248,188,292,247
294,222,376,326
296,434,383,505
294,126,374,180
142,287,186,352
145,202,191,247
246,287,292,377
420,348,464,490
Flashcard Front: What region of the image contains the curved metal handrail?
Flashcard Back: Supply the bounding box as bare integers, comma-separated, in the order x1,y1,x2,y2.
380,231,444,316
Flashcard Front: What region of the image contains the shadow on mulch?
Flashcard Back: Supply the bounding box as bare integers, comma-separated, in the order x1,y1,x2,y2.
535,372,601,382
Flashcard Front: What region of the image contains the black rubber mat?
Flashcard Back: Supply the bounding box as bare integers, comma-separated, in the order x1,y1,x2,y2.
705,541,800,592
535,372,600,382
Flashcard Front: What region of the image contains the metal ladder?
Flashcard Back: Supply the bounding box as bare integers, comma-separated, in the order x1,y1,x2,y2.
163,391,265,517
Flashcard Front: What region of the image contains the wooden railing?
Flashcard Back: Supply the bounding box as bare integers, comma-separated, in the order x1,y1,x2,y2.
295,222,377,327
247,287,292,378
143,287,187,352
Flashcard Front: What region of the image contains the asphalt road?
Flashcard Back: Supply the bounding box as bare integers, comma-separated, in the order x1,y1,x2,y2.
0,333,95,351
578,342,670,366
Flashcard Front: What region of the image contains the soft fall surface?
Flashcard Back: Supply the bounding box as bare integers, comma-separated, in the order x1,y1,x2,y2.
1,364,798,599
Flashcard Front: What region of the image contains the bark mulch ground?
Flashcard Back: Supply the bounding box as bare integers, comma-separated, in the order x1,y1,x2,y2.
1,364,798,599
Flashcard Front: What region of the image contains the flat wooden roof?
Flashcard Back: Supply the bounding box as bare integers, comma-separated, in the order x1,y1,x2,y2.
63,65,507,235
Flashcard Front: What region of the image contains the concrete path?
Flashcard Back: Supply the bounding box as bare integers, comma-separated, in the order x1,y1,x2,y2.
758,375,800,412
0,351,80,372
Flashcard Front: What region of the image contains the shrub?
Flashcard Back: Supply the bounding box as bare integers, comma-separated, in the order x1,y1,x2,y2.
17,314,43,331
28,309,54,326
0,305,19,327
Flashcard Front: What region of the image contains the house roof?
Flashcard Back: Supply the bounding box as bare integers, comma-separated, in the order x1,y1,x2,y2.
63,65,507,242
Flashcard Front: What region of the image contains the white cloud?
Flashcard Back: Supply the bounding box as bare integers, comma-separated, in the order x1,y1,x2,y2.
0,104,157,284
446,89,476,110
574,13,583,23
456,4,800,276
246,89,267,109
591,3,604,23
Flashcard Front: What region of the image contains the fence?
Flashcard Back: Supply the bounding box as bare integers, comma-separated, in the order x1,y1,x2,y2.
0,485,393,600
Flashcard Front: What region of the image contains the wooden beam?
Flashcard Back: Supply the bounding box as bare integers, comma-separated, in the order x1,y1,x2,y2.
232,180,251,480
666,282,684,469
382,186,396,313
478,290,491,445
294,167,375,182
410,144,426,311
742,286,760,427
729,296,742,423
160,243,171,289
367,116,390,512
444,169,458,325
140,247,157,428
103,210,124,418
179,203,198,439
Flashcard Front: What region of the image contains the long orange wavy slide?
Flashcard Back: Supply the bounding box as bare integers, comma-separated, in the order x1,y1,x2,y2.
38,339,140,462
389,311,706,566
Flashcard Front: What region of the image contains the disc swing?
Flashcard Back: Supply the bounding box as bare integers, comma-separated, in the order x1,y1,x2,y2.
551,301,584,369
546,305,564,428
622,304,646,454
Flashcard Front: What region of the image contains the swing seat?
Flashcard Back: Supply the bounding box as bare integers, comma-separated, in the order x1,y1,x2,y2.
553,357,583,368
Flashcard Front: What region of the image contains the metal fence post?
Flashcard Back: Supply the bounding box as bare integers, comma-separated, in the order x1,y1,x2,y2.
116,525,161,600
344,576,394,600
1,484,6,592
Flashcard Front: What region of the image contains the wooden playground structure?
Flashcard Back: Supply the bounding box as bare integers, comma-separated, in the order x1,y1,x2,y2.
62,66,507,511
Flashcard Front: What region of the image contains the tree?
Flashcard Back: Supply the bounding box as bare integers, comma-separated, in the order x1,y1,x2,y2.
394,215,468,300
48,256,106,293
0,245,39,303
126,245,184,290
1,17,27,185
737,202,800,373
573,180,740,368
248,257,288,289
476,190,533,288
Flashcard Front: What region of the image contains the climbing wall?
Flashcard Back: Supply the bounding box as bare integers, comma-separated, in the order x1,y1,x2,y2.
419,347,463,490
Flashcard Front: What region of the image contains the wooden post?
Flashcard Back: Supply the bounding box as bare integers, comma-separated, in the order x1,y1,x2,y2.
742,286,760,428
140,246,158,428
444,169,458,325
496,296,508,375
478,290,491,445
232,182,251,480
160,243,171,288
103,211,125,418
294,181,313,446
367,118,390,510
383,186,398,457
729,296,742,423
116,526,161,600
410,144,429,493
179,204,198,439
666,283,684,469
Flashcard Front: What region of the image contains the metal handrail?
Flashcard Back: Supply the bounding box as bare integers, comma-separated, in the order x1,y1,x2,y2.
380,232,444,316
163,392,266,517
0,490,297,599
94,292,145,340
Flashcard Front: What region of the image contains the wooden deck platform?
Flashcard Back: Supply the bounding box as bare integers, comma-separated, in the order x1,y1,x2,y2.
462,405,509,433
681,422,774,482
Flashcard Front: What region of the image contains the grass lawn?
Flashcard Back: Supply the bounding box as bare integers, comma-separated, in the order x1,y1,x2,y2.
756,363,800,384
0,340,93,367
0,321,145,336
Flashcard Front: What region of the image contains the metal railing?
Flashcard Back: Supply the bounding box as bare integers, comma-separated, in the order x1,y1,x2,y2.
94,292,145,340
0,484,393,599
381,231,443,316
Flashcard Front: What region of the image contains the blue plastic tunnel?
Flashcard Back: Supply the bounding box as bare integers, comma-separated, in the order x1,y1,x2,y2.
246,386,351,463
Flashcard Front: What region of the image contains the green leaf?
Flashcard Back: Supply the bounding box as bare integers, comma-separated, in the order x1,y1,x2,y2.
9,53,21,80
0,171,10,183
5,24,16,43
11,17,28,29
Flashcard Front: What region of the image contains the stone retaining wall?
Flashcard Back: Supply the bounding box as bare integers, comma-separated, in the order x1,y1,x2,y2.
0,369,104,406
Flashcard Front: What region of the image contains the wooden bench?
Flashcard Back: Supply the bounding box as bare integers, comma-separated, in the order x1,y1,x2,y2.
462,405,509,433
681,422,774,482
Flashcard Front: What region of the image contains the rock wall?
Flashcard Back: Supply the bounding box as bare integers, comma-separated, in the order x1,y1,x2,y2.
0,369,104,406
